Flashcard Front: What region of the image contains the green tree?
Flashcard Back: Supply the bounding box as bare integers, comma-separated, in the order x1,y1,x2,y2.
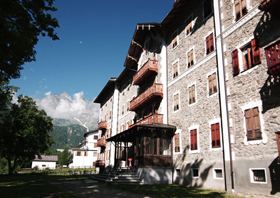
0,95,54,174
0,0,59,81
59,147,73,166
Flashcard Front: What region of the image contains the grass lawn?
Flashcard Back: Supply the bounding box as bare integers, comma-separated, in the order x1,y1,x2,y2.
0,174,88,198
109,183,243,198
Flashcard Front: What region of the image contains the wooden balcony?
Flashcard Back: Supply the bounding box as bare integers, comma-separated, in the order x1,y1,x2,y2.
95,160,105,167
133,60,158,85
259,0,280,12
129,114,163,128
265,41,280,76
97,121,107,130
129,83,163,111
97,138,106,147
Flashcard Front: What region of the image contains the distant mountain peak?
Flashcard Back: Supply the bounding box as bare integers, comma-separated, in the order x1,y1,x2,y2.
34,92,99,131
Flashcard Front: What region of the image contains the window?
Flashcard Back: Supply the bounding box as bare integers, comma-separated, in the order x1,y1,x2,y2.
159,138,171,155
185,16,193,36
93,151,97,156
211,123,221,148
187,49,194,68
214,169,223,179
176,169,181,178
109,110,112,119
250,169,266,183
84,152,88,157
206,33,214,55
265,40,280,75
232,38,261,76
173,61,179,78
189,85,196,105
208,72,217,96
203,0,213,19
191,168,199,178
106,150,110,160
145,137,157,155
245,107,262,141
234,0,247,21
76,151,81,156
174,93,180,111
94,135,98,140
276,132,280,163
174,133,180,152
94,143,97,148
172,31,178,49
190,129,198,150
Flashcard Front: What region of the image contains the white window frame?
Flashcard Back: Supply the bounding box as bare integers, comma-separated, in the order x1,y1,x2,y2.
186,46,196,69
209,118,223,151
213,168,223,180
249,168,267,184
173,91,180,113
231,0,251,23
191,168,199,178
185,14,194,37
207,70,219,98
174,129,182,154
172,59,180,79
240,100,267,145
189,125,199,154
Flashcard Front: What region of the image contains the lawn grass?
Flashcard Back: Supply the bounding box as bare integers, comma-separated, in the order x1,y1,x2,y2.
107,183,243,198
0,174,88,198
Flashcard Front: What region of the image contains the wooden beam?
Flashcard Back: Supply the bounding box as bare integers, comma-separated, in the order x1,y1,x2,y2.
132,40,143,49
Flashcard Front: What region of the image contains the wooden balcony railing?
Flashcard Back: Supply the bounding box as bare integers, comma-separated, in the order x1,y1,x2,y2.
133,60,158,85
95,160,105,167
97,121,107,130
130,83,163,111
259,0,280,12
265,41,280,76
129,114,163,128
97,138,106,147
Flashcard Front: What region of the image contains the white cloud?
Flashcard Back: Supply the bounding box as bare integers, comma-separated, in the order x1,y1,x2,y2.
79,41,82,44
44,91,52,97
23,76,27,81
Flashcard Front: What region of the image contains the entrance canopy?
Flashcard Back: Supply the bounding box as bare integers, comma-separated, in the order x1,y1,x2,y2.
107,124,176,143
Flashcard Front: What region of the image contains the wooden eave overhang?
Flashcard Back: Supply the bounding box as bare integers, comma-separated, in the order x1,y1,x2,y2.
161,0,191,27
93,77,117,104
115,67,136,85
107,124,176,143
124,23,161,69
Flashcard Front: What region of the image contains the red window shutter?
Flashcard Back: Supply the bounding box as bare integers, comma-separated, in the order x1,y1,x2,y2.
211,123,220,148
191,129,197,150
206,35,210,54
276,132,280,163
251,38,261,65
209,33,214,53
211,124,216,147
232,49,240,76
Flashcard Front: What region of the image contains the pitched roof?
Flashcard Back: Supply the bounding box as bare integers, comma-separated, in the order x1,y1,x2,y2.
33,155,58,162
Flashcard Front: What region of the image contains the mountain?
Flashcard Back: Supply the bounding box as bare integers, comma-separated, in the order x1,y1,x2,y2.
34,92,100,131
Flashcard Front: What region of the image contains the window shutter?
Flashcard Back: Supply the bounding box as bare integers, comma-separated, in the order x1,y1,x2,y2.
276,133,280,163
208,75,213,95
191,129,197,150
251,38,261,65
215,123,221,147
206,35,210,54
209,33,214,52
252,107,262,139
213,73,217,93
232,49,240,76
241,0,247,14
245,109,254,140
234,0,241,20
211,124,216,147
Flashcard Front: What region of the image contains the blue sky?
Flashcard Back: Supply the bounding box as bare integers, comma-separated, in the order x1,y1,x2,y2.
10,0,173,101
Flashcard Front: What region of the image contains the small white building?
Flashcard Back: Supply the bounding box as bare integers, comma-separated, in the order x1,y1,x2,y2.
69,130,99,168
31,155,58,170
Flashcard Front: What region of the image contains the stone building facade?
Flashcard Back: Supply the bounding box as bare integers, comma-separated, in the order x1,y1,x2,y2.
93,0,280,195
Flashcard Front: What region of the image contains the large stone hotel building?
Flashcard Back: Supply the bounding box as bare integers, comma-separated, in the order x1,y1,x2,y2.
93,0,280,196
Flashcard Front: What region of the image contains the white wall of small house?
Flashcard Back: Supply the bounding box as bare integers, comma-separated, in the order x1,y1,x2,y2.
31,161,56,170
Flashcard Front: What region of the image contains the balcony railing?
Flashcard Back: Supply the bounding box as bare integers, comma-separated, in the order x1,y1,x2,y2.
265,41,280,76
259,0,280,12
129,114,163,128
97,121,107,130
97,138,106,147
133,60,158,85
130,83,163,111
